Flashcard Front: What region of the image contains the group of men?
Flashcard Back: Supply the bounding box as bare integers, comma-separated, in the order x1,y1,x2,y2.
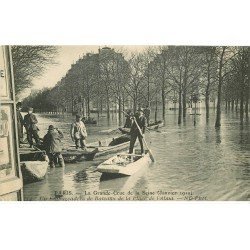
16,102,88,168
16,102,151,167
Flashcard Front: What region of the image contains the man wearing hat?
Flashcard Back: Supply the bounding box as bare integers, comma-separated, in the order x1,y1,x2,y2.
70,114,87,149
129,108,146,155
16,102,24,145
42,125,65,167
23,107,40,148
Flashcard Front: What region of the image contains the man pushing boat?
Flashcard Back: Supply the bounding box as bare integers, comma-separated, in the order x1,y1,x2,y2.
42,125,65,168
129,109,146,155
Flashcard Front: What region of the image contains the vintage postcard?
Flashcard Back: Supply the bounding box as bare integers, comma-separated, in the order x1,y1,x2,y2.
0,45,249,201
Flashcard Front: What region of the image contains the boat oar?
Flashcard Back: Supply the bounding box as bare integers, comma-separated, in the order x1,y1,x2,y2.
133,118,155,162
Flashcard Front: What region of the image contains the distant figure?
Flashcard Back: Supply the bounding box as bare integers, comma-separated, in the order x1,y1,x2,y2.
16,102,24,145
129,109,146,155
143,105,151,126
43,125,65,168
124,110,133,128
23,107,40,148
71,114,87,149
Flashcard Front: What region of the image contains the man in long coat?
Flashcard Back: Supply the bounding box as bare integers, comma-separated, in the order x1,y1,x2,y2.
129,109,146,155
23,107,40,147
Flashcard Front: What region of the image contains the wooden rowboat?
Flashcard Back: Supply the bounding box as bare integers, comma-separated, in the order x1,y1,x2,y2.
21,161,48,184
148,120,164,130
97,150,151,177
62,147,98,163
63,135,132,162
19,146,49,184
118,120,164,134
94,135,132,157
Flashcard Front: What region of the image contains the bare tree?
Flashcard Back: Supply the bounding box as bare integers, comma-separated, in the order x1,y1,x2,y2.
215,46,237,128
11,45,58,96
200,47,217,120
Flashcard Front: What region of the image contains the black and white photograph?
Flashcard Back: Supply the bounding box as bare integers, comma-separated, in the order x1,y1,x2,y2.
1,45,250,201
0,1,249,250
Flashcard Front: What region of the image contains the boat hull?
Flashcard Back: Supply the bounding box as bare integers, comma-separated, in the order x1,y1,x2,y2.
62,148,98,163
19,147,49,184
21,161,48,184
89,135,132,157
97,152,151,177
119,121,164,134
65,135,132,162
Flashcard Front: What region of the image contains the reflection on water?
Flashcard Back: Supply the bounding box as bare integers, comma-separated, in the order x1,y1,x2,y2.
23,110,250,201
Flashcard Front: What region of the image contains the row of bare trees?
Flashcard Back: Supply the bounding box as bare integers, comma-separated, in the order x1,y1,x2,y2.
21,46,250,128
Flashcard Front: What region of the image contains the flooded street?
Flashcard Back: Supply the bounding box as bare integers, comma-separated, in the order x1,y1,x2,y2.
23,110,250,201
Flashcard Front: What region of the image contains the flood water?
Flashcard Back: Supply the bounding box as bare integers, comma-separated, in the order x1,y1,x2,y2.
23,109,250,201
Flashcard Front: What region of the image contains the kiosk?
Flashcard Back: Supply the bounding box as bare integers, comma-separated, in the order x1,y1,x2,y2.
0,46,23,201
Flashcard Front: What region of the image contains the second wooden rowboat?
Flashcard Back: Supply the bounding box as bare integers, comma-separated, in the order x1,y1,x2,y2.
63,135,132,162
62,147,98,163
118,121,164,134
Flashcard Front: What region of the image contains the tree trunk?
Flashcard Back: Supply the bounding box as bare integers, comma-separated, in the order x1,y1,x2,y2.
231,100,234,111
236,99,239,112
147,74,150,105
162,90,165,120
240,90,244,125
155,97,158,123
106,99,110,119
133,96,137,114
118,97,122,125
82,99,85,117
245,98,249,120
178,89,182,125
215,48,226,128
205,91,209,120
182,92,186,118
215,83,222,128
87,96,90,118
245,86,249,119
100,98,103,115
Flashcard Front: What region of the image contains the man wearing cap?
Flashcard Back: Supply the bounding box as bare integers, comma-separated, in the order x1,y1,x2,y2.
23,107,40,148
16,102,24,145
71,114,87,149
129,109,146,155
43,125,65,167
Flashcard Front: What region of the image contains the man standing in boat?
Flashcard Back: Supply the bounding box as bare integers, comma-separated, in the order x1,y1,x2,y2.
16,102,24,145
71,114,87,149
23,107,40,148
129,109,146,155
43,125,65,168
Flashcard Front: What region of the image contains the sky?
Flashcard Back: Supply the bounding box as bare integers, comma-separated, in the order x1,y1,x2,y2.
32,45,149,90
